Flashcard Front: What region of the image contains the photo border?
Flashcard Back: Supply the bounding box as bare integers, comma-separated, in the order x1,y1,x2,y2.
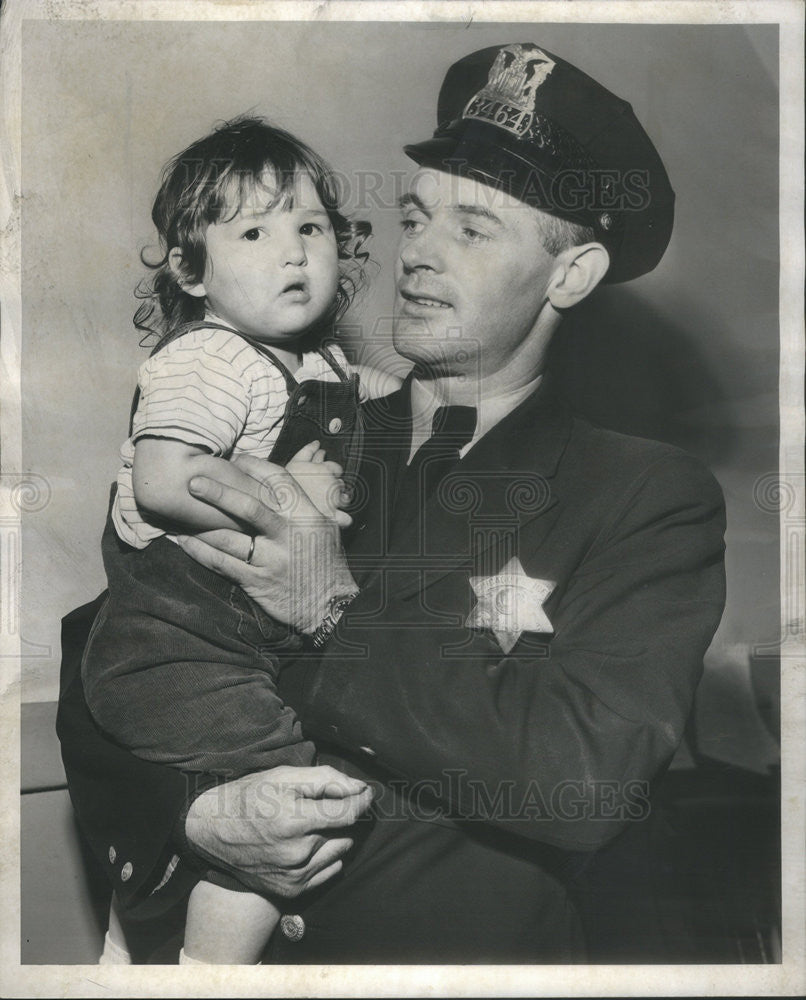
1,1,803,996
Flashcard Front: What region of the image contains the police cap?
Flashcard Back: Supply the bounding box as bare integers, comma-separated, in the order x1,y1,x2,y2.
404,43,675,283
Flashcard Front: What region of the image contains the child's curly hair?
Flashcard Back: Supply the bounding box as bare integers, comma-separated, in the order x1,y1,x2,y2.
134,115,371,354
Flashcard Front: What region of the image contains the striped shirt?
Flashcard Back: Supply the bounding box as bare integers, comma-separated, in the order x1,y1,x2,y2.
112,327,351,549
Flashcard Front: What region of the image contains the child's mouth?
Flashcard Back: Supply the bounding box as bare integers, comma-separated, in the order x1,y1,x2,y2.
281,281,310,300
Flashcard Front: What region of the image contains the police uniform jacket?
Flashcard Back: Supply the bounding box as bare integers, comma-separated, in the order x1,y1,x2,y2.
57,376,727,963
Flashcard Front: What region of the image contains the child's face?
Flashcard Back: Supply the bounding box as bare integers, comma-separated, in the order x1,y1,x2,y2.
189,171,339,342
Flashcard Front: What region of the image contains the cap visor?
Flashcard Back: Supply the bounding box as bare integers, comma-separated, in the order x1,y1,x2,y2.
404,133,563,217
404,137,459,165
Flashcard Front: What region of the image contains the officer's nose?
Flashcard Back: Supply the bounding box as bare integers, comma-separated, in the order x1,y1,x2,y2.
398,226,444,274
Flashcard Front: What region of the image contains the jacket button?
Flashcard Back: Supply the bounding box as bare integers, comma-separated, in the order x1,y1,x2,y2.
359,745,377,757
328,417,342,434
120,862,133,882
108,846,117,864
280,914,305,942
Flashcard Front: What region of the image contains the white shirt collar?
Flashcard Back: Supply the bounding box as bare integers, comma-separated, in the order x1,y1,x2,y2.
407,374,543,463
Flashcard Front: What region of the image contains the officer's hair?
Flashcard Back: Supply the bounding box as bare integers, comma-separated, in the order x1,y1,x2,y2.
134,114,371,355
537,213,596,257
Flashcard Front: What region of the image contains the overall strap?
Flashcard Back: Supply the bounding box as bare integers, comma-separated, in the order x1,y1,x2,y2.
127,387,141,439
317,342,352,384
236,334,300,394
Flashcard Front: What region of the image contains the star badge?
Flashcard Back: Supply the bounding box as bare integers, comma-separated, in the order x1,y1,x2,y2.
466,556,555,654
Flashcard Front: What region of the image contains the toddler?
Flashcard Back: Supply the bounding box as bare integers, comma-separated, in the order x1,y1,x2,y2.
81,115,370,964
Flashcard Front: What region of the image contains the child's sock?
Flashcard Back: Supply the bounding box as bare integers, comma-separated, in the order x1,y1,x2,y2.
179,947,261,965
179,947,206,965
98,929,132,965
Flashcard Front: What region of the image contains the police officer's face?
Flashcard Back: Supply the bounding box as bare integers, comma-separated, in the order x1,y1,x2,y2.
394,168,560,379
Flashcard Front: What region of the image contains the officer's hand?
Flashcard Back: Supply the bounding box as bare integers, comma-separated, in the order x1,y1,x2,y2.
176,456,357,632
185,766,373,898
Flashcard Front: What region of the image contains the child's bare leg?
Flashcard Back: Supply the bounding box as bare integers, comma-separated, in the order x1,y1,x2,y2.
182,880,280,964
98,893,132,964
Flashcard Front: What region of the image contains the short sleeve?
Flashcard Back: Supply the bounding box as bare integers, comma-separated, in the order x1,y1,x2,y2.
132,329,260,456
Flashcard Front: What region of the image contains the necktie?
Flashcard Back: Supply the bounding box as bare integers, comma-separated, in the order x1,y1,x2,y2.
392,404,477,538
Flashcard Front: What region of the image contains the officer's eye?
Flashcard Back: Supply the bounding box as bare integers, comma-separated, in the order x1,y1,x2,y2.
400,217,424,235
242,228,263,241
461,226,490,245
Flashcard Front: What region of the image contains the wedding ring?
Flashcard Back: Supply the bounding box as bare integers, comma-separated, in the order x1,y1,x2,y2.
245,536,256,566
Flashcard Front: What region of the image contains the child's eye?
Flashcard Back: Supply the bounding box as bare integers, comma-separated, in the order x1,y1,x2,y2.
299,222,323,236
242,228,263,241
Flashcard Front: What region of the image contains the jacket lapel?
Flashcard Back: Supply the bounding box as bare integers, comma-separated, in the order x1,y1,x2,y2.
344,382,412,583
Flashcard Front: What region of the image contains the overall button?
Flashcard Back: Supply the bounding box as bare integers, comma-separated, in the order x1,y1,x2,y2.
120,861,133,882
280,914,306,942
297,395,308,408
328,417,342,434
359,745,377,757
108,846,117,864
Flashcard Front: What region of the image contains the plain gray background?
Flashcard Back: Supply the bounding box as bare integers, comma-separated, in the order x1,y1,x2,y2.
20,21,779,769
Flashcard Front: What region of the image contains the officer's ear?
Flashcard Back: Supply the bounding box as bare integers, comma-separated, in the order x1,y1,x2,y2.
168,247,206,299
547,243,610,310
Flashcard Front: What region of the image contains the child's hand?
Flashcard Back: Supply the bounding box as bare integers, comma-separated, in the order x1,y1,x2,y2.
285,441,353,529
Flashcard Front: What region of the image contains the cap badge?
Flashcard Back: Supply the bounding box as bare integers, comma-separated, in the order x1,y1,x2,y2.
463,44,556,139
466,556,555,654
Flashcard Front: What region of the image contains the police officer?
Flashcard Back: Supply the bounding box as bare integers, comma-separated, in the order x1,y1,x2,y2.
59,42,725,962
